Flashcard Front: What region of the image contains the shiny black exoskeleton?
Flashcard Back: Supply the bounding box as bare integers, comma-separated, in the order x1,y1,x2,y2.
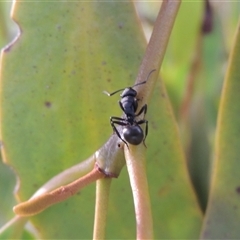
104,69,156,147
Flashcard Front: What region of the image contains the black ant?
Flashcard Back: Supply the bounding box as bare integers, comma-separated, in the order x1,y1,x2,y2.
103,69,156,148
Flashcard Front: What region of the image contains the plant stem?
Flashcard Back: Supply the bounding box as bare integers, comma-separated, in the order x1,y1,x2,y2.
93,178,112,240
122,2,181,239
32,155,95,198
135,0,181,106
124,146,153,240
13,164,104,216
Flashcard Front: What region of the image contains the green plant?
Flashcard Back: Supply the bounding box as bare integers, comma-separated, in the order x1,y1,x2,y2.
0,1,240,239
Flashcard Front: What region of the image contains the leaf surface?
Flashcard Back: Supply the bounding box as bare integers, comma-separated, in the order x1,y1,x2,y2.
201,20,240,239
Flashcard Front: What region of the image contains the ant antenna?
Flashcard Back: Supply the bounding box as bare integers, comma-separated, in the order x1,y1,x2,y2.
103,69,156,96
132,69,156,88
103,88,126,96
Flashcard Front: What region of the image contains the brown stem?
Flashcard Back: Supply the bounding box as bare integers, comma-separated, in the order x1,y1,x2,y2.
135,0,182,106
123,1,182,239
13,164,105,216
180,34,202,119
124,146,153,240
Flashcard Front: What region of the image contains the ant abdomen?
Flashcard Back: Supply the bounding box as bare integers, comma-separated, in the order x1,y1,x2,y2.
122,126,144,145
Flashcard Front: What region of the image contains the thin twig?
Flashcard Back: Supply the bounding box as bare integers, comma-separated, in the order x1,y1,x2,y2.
32,155,95,198
13,164,105,216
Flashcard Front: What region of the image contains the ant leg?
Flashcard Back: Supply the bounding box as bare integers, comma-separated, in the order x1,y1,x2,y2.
118,101,125,113
110,116,125,122
143,120,148,146
110,117,129,148
109,116,125,134
135,104,147,117
137,119,148,147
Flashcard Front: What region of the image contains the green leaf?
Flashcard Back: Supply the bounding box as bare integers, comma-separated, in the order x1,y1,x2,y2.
1,2,145,238
201,20,240,238
0,2,8,48
0,160,16,227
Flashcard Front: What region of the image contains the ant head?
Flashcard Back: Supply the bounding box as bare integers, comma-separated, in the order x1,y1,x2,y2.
120,87,137,98
103,69,156,97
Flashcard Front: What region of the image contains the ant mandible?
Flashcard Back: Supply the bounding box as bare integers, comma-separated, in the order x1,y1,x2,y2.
103,69,156,148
